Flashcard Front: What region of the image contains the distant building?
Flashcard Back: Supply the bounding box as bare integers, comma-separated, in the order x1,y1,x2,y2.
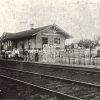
0,24,72,51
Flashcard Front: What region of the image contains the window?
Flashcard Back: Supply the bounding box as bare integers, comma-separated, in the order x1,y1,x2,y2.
28,44,31,49
54,38,60,44
1,45,4,50
42,37,48,44
42,37,48,48
28,39,31,49
22,43,24,49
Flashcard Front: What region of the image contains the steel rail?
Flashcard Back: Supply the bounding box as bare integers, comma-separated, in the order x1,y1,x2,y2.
0,67,100,87
0,74,82,100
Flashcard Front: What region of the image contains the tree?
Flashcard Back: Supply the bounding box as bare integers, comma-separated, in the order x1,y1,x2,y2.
78,39,93,48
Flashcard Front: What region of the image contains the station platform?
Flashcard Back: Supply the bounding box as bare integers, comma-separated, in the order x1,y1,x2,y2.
0,58,100,72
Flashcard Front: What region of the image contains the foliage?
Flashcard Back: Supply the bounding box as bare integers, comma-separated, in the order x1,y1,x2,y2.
78,39,96,48
65,39,99,50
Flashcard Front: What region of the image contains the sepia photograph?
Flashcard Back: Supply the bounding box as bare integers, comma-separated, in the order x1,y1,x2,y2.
0,0,100,100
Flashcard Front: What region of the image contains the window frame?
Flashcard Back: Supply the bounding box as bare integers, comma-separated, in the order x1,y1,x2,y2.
54,38,60,44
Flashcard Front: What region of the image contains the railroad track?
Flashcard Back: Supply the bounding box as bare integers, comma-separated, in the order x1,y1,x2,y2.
0,76,75,100
0,67,100,100
1,59,100,85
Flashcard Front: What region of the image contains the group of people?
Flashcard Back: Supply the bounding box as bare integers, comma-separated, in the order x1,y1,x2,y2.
0,48,38,61
1,48,19,59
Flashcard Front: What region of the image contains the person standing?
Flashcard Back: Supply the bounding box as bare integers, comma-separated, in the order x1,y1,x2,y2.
14,48,19,60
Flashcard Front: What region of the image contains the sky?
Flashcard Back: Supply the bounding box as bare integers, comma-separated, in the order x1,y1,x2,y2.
0,0,100,42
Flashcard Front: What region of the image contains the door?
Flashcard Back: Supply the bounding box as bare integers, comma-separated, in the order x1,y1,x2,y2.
22,43,24,55
35,53,38,61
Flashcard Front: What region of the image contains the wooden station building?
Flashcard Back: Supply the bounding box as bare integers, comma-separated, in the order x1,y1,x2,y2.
0,24,72,51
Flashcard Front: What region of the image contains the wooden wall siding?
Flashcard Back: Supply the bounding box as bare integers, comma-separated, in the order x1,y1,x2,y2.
36,27,66,48
16,37,36,50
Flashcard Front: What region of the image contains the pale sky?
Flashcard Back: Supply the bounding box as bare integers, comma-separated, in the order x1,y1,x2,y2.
0,0,100,40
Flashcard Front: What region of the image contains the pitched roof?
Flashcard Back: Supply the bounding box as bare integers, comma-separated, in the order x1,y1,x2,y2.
1,24,72,41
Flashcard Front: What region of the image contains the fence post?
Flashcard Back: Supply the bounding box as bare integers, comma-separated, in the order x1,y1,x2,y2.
92,57,95,65
68,56,70,64
84,54,85,65
73,55,75,64
94,57,96,65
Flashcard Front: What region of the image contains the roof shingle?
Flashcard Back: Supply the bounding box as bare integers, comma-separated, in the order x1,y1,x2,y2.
1,24,72,40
